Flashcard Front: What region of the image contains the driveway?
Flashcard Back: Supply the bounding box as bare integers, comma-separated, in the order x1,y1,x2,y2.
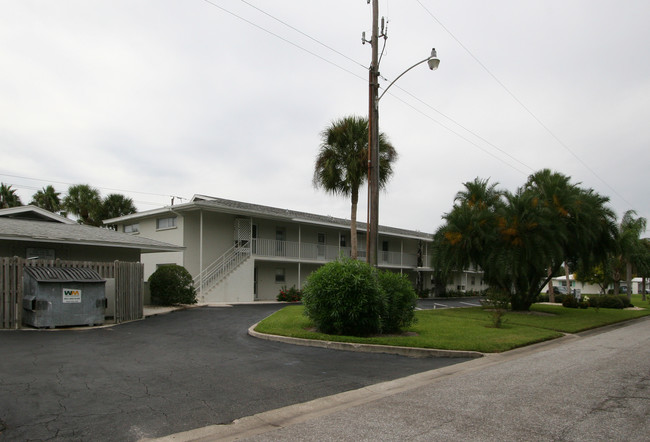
0,304,470,441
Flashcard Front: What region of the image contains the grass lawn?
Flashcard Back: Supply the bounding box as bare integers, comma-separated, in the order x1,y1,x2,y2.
255,301,650,353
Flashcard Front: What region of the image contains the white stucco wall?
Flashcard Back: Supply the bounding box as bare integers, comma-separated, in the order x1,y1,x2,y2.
200,258,255,303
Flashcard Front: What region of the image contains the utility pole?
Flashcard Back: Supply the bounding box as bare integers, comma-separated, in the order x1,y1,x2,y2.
366,0,380,267
364,1,439,267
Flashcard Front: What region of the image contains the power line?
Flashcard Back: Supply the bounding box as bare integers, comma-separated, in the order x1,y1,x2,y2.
388,94,531,176
415,0,633,207
387,82,535,174
237,0,368,71
0,172,185,207
202,1,536,176
200,0,367,83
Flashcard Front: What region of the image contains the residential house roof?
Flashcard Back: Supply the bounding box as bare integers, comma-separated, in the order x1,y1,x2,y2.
0,206,182,253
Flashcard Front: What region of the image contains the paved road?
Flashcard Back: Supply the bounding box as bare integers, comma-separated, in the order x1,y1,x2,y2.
417,297,483,310
0,304,470,441
184,316,648,442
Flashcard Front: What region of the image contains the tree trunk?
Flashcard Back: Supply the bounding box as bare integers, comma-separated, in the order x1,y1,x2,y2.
548,266,555,303
626,261,632,302
350,188,358,260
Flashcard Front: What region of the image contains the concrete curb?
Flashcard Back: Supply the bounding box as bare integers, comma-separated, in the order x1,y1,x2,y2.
247,323,484,359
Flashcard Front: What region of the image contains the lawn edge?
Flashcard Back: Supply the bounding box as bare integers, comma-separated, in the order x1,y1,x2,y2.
248,323,484,359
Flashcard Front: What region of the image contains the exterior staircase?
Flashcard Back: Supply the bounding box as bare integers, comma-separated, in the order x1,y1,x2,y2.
192,244,251,297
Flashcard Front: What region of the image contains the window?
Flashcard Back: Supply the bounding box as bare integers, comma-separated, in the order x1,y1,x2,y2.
339,234,346,247
124,223,139,234
275,268,285,283
26,248,55,260
471,276,476,285
156,216,176,230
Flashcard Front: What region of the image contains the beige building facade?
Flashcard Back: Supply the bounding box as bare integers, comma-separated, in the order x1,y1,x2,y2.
106,195,488,303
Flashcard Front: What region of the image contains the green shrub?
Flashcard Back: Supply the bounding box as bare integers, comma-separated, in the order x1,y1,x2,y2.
589,295,624,309
149,264,197,306
302,258,384,336
562,296,579,308
618,295,633,308
481,288,510,328
378,271,418,333
277,285,302,302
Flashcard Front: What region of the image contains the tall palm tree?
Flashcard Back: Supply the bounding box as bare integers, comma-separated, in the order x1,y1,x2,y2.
62,184,102,226
0,183,22,208
30,185,61,213
313,115,397,259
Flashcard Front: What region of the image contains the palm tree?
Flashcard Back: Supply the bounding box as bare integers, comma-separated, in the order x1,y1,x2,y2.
62,184,102,226
525,170,616,301
98,194,137,229
30,185,61,213
432,171,617,311
613,210,647,299
0,183,22,208
313,115,397,259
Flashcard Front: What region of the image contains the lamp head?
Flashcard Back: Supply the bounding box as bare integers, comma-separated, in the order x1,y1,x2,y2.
427,48,440,71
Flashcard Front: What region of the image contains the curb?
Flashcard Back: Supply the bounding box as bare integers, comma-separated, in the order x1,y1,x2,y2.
247,323,484,359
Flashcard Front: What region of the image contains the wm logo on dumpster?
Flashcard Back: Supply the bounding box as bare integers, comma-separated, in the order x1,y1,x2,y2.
62,288,82,303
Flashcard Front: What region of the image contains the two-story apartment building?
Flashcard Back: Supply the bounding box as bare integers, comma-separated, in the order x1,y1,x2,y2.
105,195,487,303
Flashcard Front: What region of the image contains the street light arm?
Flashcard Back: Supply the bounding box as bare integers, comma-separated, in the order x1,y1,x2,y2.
378,49,439,102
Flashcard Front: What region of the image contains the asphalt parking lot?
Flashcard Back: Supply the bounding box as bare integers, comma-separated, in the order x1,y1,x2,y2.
0,303,471,441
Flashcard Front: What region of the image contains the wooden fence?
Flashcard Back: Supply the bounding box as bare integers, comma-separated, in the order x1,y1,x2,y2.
0,257,144,329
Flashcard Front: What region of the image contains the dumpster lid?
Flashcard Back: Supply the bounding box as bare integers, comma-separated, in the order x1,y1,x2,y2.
23,266,105,283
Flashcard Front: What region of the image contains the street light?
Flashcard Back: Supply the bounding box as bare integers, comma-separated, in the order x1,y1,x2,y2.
366,46,440,266
378,49,440,101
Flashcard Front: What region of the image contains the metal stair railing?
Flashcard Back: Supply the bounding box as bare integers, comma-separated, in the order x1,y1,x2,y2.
193,245,251,294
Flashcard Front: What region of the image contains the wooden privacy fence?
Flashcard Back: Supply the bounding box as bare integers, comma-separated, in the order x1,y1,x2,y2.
0,257,144,329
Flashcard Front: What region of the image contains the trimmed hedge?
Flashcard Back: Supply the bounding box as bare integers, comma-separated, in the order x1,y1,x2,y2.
588,295,632,309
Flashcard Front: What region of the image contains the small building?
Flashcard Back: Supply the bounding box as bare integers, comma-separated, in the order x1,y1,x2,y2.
105,195,488,303
0,205,183,328
0,205,182,262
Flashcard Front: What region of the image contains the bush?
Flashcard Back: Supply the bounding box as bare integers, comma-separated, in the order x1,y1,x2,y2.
378,271,418,333
588,295,624,309
277,285,302,302
148,264,197,306
302,258,384,336
562,296,579,309
302,259,419,336
618,295,633,308
481,288,510,328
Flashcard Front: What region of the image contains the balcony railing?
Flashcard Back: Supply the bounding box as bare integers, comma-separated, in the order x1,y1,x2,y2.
251,239,418,267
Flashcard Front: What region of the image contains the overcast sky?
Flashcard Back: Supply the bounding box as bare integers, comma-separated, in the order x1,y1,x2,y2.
2,0,649,233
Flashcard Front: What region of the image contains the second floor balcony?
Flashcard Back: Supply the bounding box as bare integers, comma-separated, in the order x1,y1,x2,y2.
250,238,421,268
